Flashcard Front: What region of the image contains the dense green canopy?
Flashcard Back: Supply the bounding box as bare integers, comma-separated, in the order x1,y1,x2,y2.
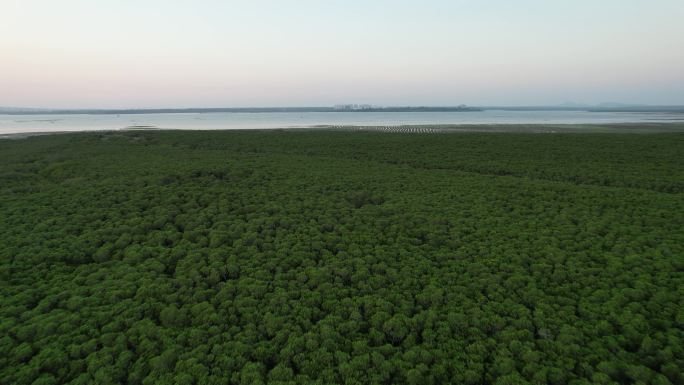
0,130,682,385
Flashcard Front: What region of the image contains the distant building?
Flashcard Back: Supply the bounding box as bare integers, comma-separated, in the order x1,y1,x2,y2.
334,104,375,111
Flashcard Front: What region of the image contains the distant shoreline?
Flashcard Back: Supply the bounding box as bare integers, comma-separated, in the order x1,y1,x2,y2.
0,106,482,115
2,105,684,115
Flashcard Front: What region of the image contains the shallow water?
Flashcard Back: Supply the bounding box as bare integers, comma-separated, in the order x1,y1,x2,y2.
1,110,683,134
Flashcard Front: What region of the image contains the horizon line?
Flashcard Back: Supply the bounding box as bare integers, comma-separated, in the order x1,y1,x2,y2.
3,103,684,111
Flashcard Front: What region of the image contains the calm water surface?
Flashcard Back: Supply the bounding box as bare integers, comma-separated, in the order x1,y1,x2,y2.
1,110,683,135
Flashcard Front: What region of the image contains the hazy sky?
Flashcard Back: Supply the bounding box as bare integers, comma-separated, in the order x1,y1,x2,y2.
2,0,683,108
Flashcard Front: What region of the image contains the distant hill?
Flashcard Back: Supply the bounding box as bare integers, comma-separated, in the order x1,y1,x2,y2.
555,102,650,109
0,106,50,113
596,102,648,108
588,105,684,113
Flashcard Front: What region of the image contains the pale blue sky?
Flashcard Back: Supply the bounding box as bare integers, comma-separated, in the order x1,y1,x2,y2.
1,0,683,108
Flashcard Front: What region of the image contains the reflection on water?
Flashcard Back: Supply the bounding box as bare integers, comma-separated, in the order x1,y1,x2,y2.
1,110,683,134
